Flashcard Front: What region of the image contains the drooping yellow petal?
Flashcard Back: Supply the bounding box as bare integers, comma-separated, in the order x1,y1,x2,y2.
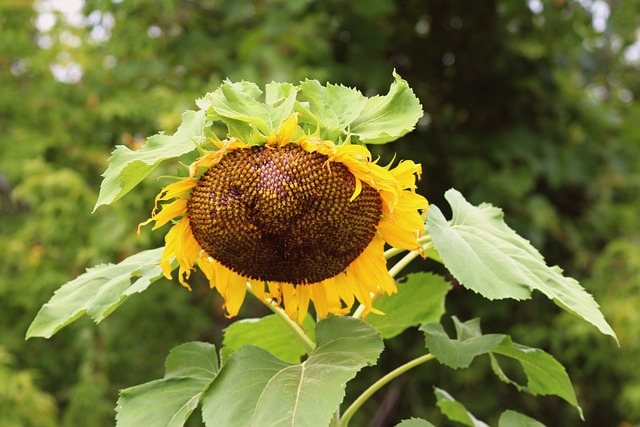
197,253,216,288
296,285,311,323
333,272,356,309
160,216,201,291
151,198,188,230
281,283,299,320
310,283,329,319
223,270,248,317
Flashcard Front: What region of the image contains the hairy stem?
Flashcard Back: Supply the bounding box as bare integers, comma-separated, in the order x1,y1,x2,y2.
339,353,435,427
247,284,316,354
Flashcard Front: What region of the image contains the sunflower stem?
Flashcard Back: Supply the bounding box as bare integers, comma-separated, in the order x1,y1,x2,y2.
270,303,316,354
246,284,316,354
338,353,435,427
388,246,424,278
383,235,432,260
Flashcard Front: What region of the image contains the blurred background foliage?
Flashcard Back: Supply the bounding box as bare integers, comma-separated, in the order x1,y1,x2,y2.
1,0,638,426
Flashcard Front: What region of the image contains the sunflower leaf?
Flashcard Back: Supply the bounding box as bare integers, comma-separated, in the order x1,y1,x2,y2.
349,70,423,144
220,314,316,364
26,248,165,339
198,80,297,145
296,79,368,142
201,317,383,427
498,410,546,427
422,317,583,418
94,110,206,211
115,342,219,427
367,272,450,339
395,418,436,427
426,188,618,343
434,387,490,427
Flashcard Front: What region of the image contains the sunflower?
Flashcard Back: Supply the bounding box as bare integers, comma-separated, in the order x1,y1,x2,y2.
139,113,427,323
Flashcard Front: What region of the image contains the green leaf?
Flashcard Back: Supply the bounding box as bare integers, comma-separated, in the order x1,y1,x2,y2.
434,387,489,427
221,314,316,364
296,79,367,142
395,418,436,427
420,321,504,369
116,342,219,427
94,110,206,211
426,188,618,343
498,410,546,427
26,248,165,339
198,80,297,145
201,317,383,427
490,340,583,419
367,272,450,339
349,71,423,144
422,317,583,418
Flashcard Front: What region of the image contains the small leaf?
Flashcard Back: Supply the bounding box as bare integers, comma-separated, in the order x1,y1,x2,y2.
201,317,383,427
498,410,546,427
26,248,165,339
426,188,617,343
422,317,583,418
221,314,316,363
395,418,436,427
349,71,423,144
116,342,219,427
94,110,206,210
420,322,504,369
434,387,489,427
367,272,450,339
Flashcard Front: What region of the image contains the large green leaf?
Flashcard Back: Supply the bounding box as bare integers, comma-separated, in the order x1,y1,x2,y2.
498,410,546,427
421,317,582,418
434,388,489,427
94,110,206,211
349,71,423,144
116,342,219,427
26,248,166,339
201,317,383,427
426,188,617,343
220,314,316,364
366,272,450,339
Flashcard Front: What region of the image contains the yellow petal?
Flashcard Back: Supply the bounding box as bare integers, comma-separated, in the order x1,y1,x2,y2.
151,198,188,230
281,283,299,320
270,113,300,146
296,285,311,324
197,253,216,288
223,271,248,317
310,283,329,319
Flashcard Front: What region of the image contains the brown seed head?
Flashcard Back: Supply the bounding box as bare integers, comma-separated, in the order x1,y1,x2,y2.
187,144,382,284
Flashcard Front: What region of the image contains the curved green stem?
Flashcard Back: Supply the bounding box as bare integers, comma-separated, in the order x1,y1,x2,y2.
384,235,432,260
247,284,316,354
339,353,435,427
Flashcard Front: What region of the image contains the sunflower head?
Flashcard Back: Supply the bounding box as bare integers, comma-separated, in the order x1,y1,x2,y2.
138,77,427,323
